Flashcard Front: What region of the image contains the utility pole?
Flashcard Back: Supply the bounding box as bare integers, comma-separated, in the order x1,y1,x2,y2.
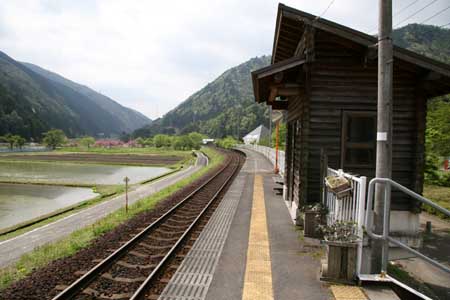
372,0,393,274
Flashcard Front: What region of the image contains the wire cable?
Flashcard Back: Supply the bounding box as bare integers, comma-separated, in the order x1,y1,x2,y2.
368,0,420,34
420,5,450,24
394,0,439,27
316,0,335,20
440,21,450,28
394,0,420,17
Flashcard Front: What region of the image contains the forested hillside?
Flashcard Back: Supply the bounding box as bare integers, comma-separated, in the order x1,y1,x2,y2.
393,24,450,64
133,56,271,138
23,63,150,134
0,51,151,140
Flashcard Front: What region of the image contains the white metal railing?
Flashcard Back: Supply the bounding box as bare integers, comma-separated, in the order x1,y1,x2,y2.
239,144,285,177
324,167,367,275
365,177,450,276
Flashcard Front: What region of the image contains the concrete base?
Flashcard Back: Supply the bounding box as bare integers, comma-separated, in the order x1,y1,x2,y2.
283,200,299,224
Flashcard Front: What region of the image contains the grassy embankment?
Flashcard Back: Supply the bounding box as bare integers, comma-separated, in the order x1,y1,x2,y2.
388,263,439,299
423,184,450,220
0,147,224,291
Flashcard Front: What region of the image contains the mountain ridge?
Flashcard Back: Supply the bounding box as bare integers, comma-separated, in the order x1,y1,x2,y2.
0,51,151,139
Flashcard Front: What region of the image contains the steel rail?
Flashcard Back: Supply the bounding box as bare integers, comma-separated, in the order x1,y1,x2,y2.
130,153,241,299
52,151,240,300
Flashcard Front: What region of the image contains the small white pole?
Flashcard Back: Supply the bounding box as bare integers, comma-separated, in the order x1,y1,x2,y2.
124,176,130,213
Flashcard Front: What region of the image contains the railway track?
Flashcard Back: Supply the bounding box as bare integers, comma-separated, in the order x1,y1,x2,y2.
51,150,243,300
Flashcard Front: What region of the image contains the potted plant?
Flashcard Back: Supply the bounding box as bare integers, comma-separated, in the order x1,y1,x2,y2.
320,221,359,283
325,175,352,199
302,202,328,238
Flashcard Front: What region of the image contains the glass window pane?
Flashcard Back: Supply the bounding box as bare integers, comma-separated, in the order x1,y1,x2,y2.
347,117,375,143
345,148,374,165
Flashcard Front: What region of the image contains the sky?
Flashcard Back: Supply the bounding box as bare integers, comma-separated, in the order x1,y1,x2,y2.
0,0,449,120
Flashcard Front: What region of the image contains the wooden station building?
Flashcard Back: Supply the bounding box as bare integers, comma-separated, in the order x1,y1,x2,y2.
252,4,450,235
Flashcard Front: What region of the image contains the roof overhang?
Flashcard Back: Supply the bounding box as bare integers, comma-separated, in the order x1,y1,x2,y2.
273,4,450,78
252,56,305,108
265,3,450,98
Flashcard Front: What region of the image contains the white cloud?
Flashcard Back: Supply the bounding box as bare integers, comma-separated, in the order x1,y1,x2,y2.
0,0,448,119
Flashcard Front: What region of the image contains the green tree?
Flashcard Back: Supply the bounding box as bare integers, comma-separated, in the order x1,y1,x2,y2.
180,135,194,150
172,136,184,150
188,132,205,150
271,122,287,150
153,134,166,148
0,134,25,149
216,136,238,149
43,129,67,150
15,136,26,149
144,137,153,147
426,98,450,157
135,137,146,148
79,136,95,149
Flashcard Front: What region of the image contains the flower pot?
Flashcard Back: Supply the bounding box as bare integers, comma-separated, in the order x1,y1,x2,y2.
321,240,357,283
325,176,352,199
303,210,326,238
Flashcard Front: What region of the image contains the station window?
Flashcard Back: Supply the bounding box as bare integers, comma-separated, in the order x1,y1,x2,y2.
341,111,376,168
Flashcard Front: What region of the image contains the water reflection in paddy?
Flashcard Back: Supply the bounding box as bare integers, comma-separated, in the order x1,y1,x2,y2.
0,161,171,185
0,183,98,230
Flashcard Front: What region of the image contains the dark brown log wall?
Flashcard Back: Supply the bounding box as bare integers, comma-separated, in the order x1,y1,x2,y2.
306,30,424,210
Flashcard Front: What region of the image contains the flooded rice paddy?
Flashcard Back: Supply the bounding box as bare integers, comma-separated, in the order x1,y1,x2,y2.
0,161,171,185
0,183,98,230
0,161,172,230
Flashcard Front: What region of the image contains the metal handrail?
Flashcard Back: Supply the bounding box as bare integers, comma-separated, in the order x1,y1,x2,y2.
365,177,450,275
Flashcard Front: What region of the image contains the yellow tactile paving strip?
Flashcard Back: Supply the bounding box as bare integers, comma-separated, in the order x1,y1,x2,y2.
242,175,274,300
330,285,368,300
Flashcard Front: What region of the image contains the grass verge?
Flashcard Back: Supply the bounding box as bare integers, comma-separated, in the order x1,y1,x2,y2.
423,185,450,220
0,147,223,291
388,262,439,299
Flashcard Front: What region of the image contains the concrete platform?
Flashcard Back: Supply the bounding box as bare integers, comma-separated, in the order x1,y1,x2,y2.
0,152,207,268
159,149,332,300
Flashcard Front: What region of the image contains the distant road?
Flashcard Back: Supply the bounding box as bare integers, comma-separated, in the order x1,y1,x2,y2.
0,152,207,268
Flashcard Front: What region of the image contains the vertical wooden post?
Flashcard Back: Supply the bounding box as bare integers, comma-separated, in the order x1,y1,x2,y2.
372,0,393,275
320,148,327,204
275,121,280,174
124,176,130,213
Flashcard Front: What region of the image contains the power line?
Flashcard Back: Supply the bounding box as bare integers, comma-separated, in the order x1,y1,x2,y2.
420,5,450,24
394,0,420,17
316,0,336,20
368,0,420,34
440,21,450,28
394,0,439,27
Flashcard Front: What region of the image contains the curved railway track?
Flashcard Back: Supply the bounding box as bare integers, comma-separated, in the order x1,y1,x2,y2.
51,150,243,300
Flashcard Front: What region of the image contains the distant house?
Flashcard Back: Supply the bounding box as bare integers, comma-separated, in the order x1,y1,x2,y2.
202,138,215,145
243,125,270,145
252,4,450,247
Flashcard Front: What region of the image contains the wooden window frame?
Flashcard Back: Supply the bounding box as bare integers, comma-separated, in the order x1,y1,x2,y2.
340,111,376,169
